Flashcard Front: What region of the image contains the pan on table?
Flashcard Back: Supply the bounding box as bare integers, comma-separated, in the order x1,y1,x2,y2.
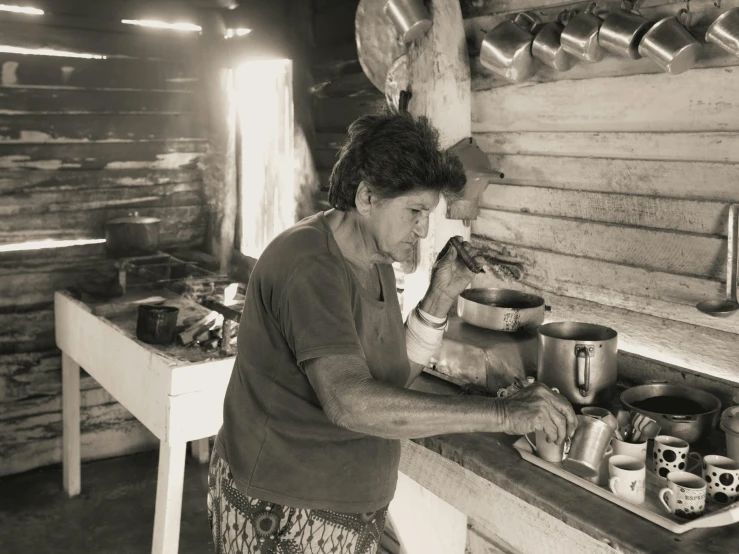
457,288,547,332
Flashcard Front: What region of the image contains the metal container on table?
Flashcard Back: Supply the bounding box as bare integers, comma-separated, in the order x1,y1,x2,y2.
563,414,614,478
105,212,161,257
537,322,618,405
457,288,546,332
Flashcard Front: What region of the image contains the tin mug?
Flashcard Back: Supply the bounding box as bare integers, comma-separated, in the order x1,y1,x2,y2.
532,10,575,71
705,8,739,58
560,3,605,62
638,9,702,74
563,414,614,478
480,12,541,82
598,2,654,59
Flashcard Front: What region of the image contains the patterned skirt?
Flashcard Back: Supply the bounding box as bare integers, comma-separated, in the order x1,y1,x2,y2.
207,450,388,554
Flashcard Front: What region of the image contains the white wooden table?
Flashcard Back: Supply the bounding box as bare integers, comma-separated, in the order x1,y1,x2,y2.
54,290,235,554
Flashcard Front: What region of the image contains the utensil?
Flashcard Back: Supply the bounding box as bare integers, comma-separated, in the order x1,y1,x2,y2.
560,3,605,62
457,288,546,332
480,12,541,83
598,1,654,59
705,7,739,58
383,0,432,43
531,9,575,71
638,9,702,74
449,236,485,273
563,414,614,478
136,304,179,346
105,212,161,257
621,383,722,443
630,411,661,442
697,204,739,317
537,322,618,405
659,471,707,519
356,0,407,91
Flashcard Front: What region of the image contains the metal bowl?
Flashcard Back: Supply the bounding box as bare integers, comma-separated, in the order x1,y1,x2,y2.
457,288,545,332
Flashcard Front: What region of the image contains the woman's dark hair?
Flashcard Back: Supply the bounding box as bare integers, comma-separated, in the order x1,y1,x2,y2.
328,110,467,210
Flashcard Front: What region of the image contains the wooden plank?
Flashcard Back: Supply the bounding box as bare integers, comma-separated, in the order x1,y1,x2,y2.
469,239,739,335
152,440,187,554
0,54,196,90
312,94,385,132
480,184,728,235
469,45,739,91
472,67,739,132
473,208,726,279
0,308,55,354
311,41,362,83
0,114,203,141
474,131,739,163
313,1,358,46
0,19,199,61
0,140,206,169
0,87,195,113
479,154,739,203
0,168,200,194
311,71,377,99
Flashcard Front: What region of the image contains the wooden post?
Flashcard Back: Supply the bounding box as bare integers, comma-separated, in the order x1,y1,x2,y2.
151,441,188,554
62,352,81,497
401,0,473,318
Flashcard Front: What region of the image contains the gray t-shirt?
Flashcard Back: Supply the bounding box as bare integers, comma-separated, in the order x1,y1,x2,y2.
215,212,409,512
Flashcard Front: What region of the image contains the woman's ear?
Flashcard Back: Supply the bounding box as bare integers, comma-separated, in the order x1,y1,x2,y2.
354,181,373,216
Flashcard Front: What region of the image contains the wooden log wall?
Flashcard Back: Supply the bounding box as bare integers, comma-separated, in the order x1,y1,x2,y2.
0,4,208,476
464,0,739,386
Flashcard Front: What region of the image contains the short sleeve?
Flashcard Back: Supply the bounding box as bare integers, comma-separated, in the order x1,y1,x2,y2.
279,253,365,365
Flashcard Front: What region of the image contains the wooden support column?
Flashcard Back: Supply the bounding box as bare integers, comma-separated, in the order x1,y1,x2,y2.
62,352,81,497
402,0,473,317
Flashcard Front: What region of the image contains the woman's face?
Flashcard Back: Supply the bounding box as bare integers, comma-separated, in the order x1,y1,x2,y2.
369,188,440,263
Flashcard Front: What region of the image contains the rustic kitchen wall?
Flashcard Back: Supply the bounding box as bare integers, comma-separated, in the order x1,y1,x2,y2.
464,0,739,387
0,3,207,476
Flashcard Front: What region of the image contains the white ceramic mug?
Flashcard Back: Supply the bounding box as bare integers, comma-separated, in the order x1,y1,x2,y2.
612,437,647,463
702,455,739,504
609,455,646,504
525,430,571,463
659,471,707,519
653,435,702,478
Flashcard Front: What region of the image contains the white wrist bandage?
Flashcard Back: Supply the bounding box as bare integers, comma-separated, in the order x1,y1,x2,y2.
405,305,447,366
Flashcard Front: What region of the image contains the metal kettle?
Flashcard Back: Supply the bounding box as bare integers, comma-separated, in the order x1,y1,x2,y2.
536,322,618,405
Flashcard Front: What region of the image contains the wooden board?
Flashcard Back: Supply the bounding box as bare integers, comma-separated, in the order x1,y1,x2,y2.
312,94,385,132
474,131,739,164
513,437,739,534
0,308,55,354
471,67,739,132
473,209,726,279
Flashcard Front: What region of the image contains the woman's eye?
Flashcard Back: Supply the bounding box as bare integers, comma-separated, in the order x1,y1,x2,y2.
411,209,421,215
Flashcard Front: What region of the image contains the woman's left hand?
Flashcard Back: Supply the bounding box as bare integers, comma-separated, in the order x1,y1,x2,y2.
427,236,486,305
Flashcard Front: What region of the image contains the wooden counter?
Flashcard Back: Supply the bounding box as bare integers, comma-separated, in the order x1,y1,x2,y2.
406,373,738,554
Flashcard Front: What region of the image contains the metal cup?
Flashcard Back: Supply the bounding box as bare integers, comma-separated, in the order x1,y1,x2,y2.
480,12,541,83
638,10,702,74
532,10,575,71
705,7,739,58
383,0,432,43
561,3,605,62
598,6,654,59
136,304,179,345
563,414,614,478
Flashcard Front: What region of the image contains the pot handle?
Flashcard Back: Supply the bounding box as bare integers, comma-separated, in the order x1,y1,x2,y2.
576,345,590,397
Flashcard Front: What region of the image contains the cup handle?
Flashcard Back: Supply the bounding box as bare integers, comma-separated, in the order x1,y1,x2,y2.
688,452,703,472
677,8,693,29
609,477,620,495
514,11,542,33
524,433,537,452
659,488,674,513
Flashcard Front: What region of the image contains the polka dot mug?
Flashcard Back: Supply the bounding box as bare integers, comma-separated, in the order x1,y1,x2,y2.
653,435,702,478
702,455,739,504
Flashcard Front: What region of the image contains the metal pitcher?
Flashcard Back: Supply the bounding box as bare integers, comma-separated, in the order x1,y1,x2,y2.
706,7,739,59
598,2,654,59
560,3,605,62
537,322,618,405
480,12,541,83
563,415,614,478
638,9,702,74
532,10,575,71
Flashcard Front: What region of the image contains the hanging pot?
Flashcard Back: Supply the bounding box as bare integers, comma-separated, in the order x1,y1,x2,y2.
105,212,161,257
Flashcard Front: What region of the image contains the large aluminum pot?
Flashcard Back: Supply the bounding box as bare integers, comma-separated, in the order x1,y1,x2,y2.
537,322,618,405
621,383,721,444
105,213,160,257
457,288,545,332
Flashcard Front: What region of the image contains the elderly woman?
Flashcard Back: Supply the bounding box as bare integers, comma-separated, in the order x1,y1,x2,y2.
208,111,576,554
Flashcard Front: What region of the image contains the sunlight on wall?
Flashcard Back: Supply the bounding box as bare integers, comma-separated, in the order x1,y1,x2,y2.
0,45,106,59
0,4,43,15
121,19,202,32
225,28,251,39
234,59,295,259
0,238,105,253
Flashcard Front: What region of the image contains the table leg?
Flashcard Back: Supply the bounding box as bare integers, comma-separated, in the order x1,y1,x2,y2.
152,441,187,554
191,438,211,464
62,353,81,497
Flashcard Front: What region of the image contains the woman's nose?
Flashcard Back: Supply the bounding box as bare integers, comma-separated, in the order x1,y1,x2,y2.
414,216,430,239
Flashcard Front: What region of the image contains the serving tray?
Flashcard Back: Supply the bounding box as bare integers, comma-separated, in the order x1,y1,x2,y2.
513,437,739,534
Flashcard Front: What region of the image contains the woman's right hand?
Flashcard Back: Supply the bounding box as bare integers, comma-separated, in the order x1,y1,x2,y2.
501,382,577,445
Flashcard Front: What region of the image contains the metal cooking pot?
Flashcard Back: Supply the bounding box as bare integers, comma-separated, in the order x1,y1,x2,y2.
105,212,160,257
457,288,545,332
537,322,618,405
621,383,721,444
